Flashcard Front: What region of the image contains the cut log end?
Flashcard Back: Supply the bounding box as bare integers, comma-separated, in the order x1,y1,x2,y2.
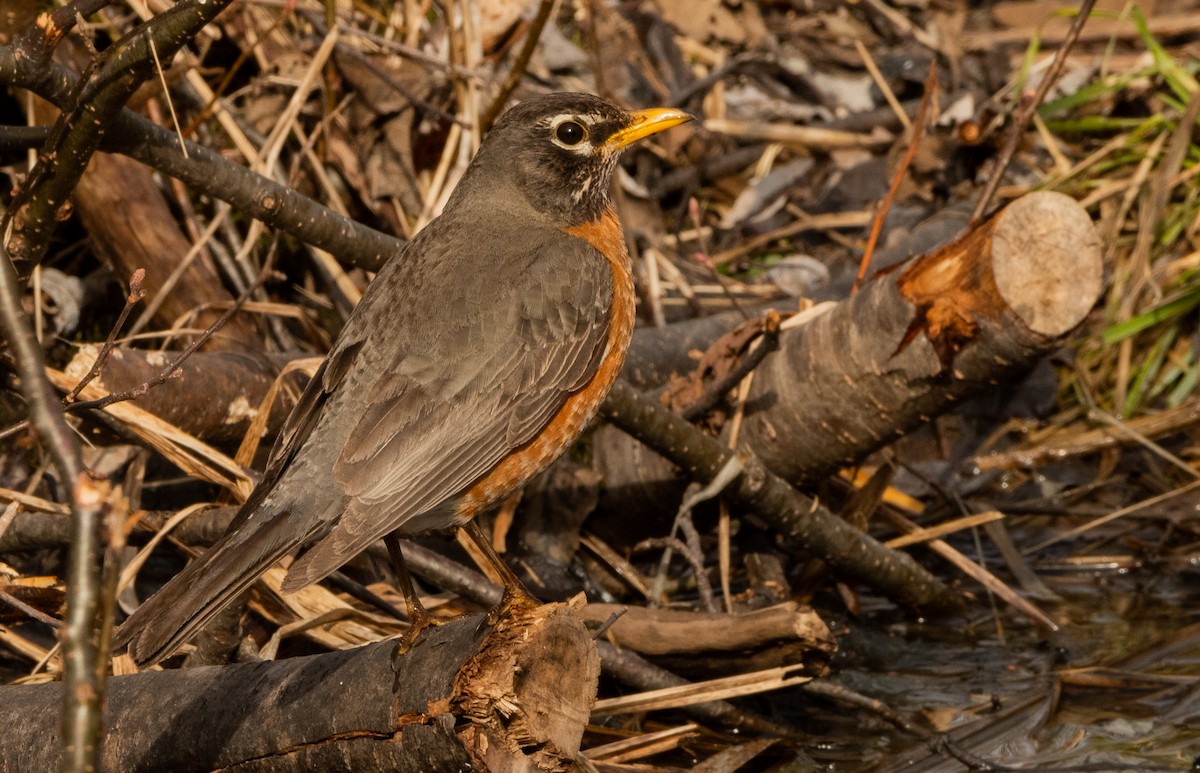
454,602,600,772
990,190,1102,337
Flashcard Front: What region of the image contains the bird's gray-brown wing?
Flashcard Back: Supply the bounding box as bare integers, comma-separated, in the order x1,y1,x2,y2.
281,229,614,591
113,338,367,664
224,339,364,534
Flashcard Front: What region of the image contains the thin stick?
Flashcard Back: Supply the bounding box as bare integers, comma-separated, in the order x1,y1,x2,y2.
1026,478,1200,555
65,269,146,403
681,312,781,421
852,62,937,294
689,198,748,319
148,36,188,158
855,40,911,131
0,589,61,629
65,248,277,415
0,217,105,773
479,0,556,131
969,0,1099,224
591,663,811,716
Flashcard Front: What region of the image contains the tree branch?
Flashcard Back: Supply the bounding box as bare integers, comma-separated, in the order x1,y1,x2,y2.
600,380,963,615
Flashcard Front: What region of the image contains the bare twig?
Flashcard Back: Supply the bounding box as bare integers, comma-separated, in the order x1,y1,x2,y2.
689,198,748,319
645,455,746,610
301,10,468,129
601,381,963,615
479,0,556,131
64,251,277,415
590,608,626,640
681,311,781,421
0,589,63,629
595,641,809,739
969,0,1098,224
64,269,145,404
636,534,712,609
0,232,100,773
852,62,937,294
801,680,930,738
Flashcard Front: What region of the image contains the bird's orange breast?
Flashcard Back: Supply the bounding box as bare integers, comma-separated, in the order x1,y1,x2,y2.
456,207,635,516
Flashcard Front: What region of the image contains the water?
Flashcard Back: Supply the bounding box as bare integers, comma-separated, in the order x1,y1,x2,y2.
812,563,1200,771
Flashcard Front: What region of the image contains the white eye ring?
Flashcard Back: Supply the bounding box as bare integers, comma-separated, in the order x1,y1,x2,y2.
550,115,594,153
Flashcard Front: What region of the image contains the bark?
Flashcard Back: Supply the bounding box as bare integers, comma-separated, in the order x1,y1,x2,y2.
0,604,598,772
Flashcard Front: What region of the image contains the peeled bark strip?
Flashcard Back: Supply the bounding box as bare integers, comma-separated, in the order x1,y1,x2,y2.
740,191,1101,484
0,604,597,772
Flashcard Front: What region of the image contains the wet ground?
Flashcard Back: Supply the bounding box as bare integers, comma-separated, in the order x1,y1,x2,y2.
821,548,1200,770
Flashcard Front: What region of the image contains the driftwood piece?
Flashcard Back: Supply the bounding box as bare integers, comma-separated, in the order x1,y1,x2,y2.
582,601,835,678
580,601,832,657
0,604,597,772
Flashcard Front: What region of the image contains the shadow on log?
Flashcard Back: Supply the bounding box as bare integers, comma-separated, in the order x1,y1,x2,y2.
0,603,597,772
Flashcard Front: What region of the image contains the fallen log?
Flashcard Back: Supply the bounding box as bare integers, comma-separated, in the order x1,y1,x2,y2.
594,191,1102,510
0,603,597,772
741,190,1102,484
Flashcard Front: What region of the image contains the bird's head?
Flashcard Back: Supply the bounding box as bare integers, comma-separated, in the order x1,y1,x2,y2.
458,92,692,226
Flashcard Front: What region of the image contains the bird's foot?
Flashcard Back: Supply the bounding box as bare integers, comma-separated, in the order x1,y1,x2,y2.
396,607,446,654
485,586,541,626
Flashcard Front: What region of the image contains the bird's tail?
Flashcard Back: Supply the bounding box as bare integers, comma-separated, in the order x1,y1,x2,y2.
112,507,305,666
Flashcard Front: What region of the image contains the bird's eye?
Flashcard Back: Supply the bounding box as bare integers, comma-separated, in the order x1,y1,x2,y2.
554,120,588,146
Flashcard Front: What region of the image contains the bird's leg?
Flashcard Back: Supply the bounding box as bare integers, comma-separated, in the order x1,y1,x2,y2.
384,533,439,647
462,520,540,617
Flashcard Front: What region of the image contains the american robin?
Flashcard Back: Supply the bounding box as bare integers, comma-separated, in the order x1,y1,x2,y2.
115,92,692,665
